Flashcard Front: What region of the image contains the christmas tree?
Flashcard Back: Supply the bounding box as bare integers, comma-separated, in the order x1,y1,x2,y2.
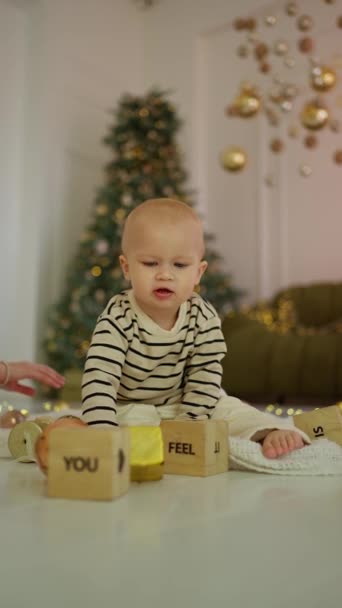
44,89,243,375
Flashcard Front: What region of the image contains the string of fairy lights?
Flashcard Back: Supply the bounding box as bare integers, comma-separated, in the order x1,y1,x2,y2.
1,399,341,419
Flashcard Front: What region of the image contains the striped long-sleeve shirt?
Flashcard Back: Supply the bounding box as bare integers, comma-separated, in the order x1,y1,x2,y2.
82,290,227,426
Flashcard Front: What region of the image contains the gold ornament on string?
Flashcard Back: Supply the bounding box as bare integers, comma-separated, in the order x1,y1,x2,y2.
300,99,329,130
285,2,298,16
220,147,247,172
297,15,314,32
233,86,261,118
310,65,337,92
299,164,312,177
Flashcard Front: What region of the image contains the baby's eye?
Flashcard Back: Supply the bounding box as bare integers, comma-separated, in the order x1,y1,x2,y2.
174,263,188,269
142,261,157,267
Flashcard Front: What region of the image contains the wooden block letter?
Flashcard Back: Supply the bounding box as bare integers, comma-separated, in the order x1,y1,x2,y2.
161,419,229,477
47,427,130,501
293,405,342,447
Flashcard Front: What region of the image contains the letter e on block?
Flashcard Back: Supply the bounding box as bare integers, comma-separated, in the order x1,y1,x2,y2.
47,427,130,500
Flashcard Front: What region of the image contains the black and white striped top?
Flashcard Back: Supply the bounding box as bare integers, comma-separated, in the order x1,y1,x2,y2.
82,290,227,426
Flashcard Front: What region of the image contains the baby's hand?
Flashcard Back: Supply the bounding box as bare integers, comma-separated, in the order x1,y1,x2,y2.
262,429,305,459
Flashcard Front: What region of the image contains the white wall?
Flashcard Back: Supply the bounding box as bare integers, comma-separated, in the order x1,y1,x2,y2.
143,0,342,302
0,0,144,363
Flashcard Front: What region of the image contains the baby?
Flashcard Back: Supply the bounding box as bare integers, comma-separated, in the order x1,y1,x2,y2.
82,198,307,459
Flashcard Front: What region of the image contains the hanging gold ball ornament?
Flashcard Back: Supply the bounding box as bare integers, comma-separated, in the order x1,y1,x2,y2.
310,65,337,92
274,40,289,56
304,134,318,148
234,88,261,117
297,15,314,31
300,99,329,130
334,150,342,165
265,15,276,26
220,147,247,172
286,2,298,16
270,138,284,153
299,164,312,177
298,37,314,53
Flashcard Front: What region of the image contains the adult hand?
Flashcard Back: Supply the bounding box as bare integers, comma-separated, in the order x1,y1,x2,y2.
0,361,65,397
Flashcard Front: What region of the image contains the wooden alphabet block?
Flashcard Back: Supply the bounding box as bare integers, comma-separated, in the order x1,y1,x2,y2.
293,405,342,447
160,419,229,476
47,427,130,501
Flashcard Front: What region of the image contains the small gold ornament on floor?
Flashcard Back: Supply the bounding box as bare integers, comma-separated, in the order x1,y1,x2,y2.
301,99,329,130
220,147,247,172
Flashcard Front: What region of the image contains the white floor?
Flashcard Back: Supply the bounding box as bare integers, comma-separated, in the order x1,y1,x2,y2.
1,457,342,608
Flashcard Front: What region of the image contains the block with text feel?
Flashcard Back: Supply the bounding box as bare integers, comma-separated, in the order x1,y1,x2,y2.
160,419,229,476
47,427,130,500
293,405,342,447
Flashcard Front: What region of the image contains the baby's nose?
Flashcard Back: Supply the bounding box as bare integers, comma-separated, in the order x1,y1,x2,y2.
156,266,173,280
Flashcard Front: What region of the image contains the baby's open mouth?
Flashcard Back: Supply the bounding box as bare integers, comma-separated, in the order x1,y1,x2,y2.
154,288,173,296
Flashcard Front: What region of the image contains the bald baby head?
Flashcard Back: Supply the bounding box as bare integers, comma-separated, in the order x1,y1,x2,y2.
121,198,205,258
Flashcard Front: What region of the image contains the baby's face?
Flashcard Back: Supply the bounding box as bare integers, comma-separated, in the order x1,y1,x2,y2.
119,218,207,326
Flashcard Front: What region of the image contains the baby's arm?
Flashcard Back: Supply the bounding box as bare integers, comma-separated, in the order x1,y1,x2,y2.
179,315,227,420
82,315,127,427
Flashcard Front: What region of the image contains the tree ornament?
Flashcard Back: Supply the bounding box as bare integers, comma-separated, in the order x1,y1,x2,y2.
260,62,271,73
297,15,314,31
270,138,284,153
284,56,295,68
299,164,312,177
311,65,337,92
300,99,329,130
254,43,269,61
234,87,261,117
298,37,314,53
245,18,257,31
274,40,289,56
95,239,109,255
264,15,276,26
334,150,342,165
304,134,318,148
96,203,109,216
220,147,247,171
237,44,249,58
285,2,298,16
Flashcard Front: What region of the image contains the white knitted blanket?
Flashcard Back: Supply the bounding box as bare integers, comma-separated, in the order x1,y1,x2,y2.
229,437,342,475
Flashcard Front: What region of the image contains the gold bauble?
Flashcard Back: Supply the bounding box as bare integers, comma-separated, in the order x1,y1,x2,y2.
220,147,247,172
234,90,261,117
311,65,337,92
300,100,329,130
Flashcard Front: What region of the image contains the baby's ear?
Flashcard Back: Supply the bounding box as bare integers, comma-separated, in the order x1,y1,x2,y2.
119,255,130,279
198,260,208,282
